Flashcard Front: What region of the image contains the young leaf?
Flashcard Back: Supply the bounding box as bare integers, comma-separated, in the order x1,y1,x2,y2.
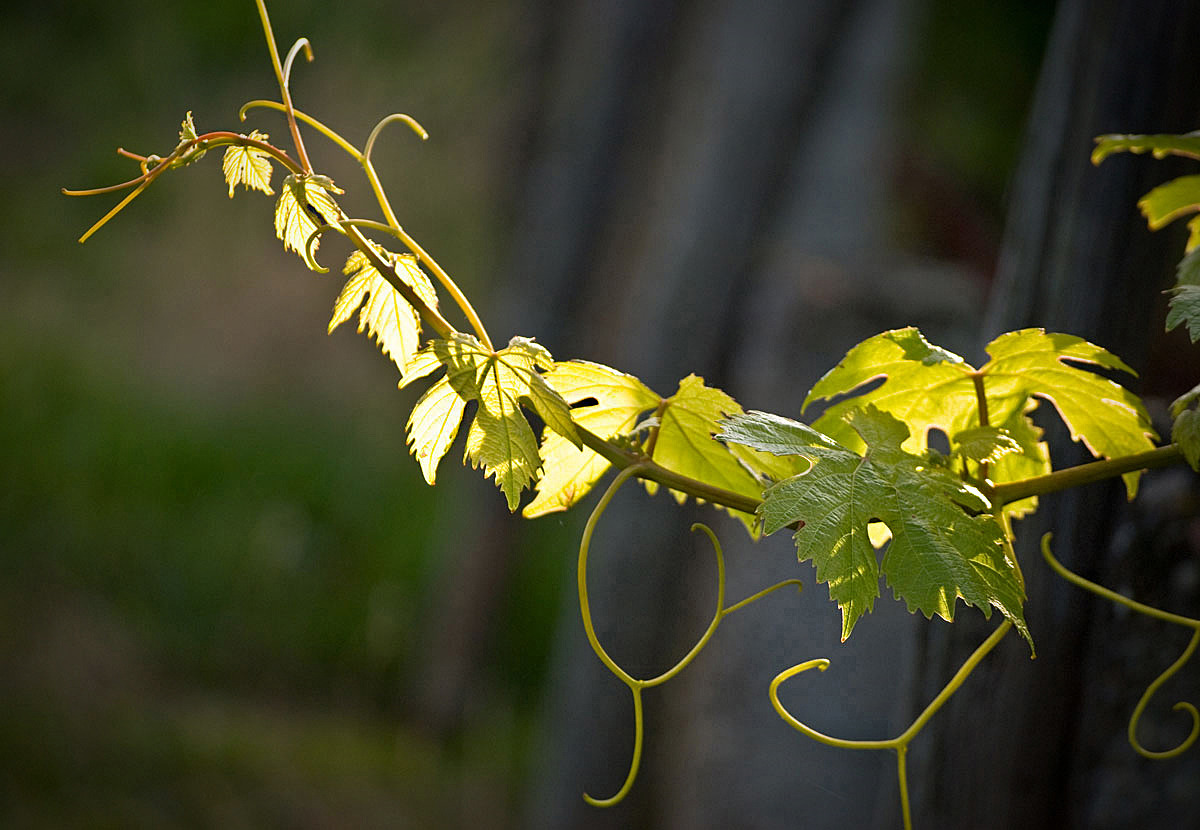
411,335,579,510
951,426,1022,464
405,374,467,485
805,328,1157,499
329,247,439,381
524,361,658,518
222,131,274,197
723,406,1030,650
171,111,207,168
1166,284,1200,343
275,173,344,268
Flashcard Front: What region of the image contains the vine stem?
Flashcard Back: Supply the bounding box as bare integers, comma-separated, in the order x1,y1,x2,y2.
991,444,1183,505
1040,533,1200,758
577,465,801,806
255,0,312,174
239,100,494,351
769,619,1012,830
65,132,302,243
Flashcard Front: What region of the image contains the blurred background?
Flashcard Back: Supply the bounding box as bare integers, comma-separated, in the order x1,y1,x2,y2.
2,0,1198,827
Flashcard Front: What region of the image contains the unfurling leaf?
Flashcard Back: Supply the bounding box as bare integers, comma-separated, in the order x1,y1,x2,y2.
722,406,1031,650
329,247,438,381
222,131,274,197
524,361,658,518
805,327,1156,501
404,335,578,510
275,173,343,268
171,111,207,168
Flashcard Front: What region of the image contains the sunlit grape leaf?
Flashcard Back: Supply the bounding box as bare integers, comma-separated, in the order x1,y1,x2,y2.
275,173,343,269
417,335,578,510
646,375,769,531
986,402,1049,519
405,375,466,485
1135,175,1200,247
1166,285,1200,343
523,361,658,518
1092,132,1200,165
804,327,969,453
805,328,1156,500
723,406,1031,650
222,131,274,197
329,247,439,381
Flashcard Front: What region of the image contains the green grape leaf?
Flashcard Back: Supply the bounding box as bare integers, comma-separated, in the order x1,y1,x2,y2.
1166,284,1200,343
1178,249,1200,287
414,335,578,510
717,409,841,455
723,406,1030,650
805,328,1157,499
1172,383,1200,472
275,173,344,269
1171,382,1200,418
1173,409,1200,472
329,247,439,381
1092,132,1200,165
222,131,274,197
951,426,1022,464
645,375,772,531
524,361,658,518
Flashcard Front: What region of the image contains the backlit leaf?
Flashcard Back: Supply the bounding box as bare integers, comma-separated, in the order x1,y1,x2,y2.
413,335,578,510
405,375,466,485
1092,132,1200,165
1137,174,1200,240
275,173,343,269
723,406,1030,650
646,375,767,531
329,247,439,381
222,131,274,197
805,327,1156,500
524,361,658,518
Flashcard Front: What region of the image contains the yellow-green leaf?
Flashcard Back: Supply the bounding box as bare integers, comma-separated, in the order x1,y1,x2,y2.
409,335,578,510
406,375,467,485
524,361,659,518
648,375,764,530
274,173,343,269
806,327,1156,501
222,131,274,197
1092,132,1200,165
329,248,438,381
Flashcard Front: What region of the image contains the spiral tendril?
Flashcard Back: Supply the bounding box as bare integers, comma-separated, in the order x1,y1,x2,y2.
577,465,801,806
1040,533,1199,759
